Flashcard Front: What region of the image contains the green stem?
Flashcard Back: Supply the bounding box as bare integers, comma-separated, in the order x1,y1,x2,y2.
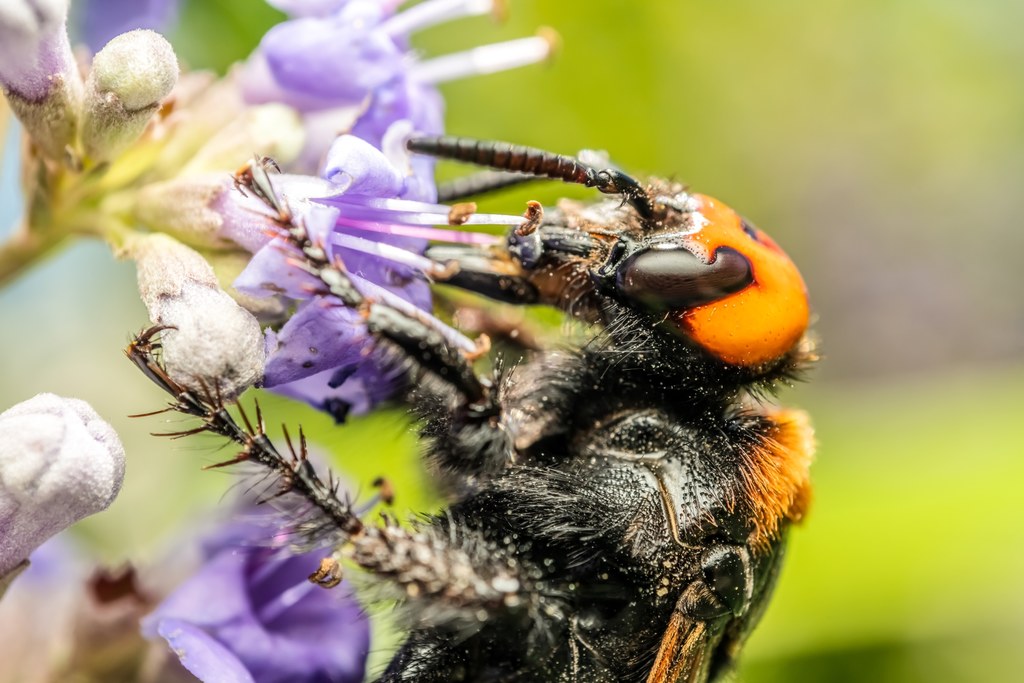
0,224,69,288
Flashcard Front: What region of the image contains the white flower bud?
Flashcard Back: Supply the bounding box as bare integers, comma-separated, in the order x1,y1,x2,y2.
0,0,83,161
129,234,265,398
0,394,125,578
81,29,179,162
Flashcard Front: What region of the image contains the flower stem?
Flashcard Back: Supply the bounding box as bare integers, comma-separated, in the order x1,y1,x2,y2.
0,224,69,287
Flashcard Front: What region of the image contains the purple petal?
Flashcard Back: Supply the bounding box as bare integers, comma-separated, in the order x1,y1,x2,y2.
0,1,77,100
270,359,404,418
265,0,351,17
71,0,178,53
156,619,255,683
217,175,341,253
224,554,369,683
233,237,320,300
142,551,254,633
237,50,344,112
322,135,404,197
333,237,425,291
147,516,370,683
262,301,368,387
261,9,402,104
352,76,445,152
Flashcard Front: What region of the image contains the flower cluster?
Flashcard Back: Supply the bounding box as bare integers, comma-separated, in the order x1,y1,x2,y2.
0,0,552,680
242,0,552,171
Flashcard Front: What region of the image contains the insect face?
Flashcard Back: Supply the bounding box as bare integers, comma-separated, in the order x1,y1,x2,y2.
592,191,811,368
504,184,810,370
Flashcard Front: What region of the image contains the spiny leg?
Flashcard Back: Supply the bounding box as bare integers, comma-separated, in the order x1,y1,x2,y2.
234,156,539,485
126,329,546,629
234,156,495,408
126,158,542,597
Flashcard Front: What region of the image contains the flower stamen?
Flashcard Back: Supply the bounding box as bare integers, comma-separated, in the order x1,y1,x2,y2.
411,32,556,85
381,0,494,40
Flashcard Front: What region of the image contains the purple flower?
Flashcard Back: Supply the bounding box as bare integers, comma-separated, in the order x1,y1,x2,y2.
143,516,369,683
224,1,550,418
264,0,356,17
0,537,88,682
0,0,84,159
232,128,517,419
0,0,77,100
240,0,553,169
70,0,179,53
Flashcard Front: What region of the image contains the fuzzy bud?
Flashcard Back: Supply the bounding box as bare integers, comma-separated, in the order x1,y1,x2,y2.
0,0,83,161
129,234,265,398
134,174,237,250
135,171,337,252
0,394,125,578
81,29,179,161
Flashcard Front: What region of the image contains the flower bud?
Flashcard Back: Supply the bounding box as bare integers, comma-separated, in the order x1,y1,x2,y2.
0,0,83,161
128,234,266,398
0,394,125,578
134,174,237,250
135,171,338,252
81,29,179,162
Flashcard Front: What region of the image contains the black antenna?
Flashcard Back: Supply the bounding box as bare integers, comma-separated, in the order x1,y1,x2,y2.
408,135,654,219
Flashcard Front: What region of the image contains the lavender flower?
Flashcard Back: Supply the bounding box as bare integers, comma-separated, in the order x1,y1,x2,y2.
0,0,83,160
0,0,77,100
143,516,369,683
0,538,86,682
241,0,553,169
232,126,516,419
0,394,125,580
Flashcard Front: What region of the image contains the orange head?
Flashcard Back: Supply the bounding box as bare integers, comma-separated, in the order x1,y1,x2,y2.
602,192,809,367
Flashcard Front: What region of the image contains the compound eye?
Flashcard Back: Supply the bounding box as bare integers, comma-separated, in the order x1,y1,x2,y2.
616,247,753,311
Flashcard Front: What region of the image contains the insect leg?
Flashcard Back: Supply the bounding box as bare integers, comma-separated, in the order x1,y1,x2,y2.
126,328,362,538
234,156,494,407
127,329,545,624
426,243,540,304
437,169,537,202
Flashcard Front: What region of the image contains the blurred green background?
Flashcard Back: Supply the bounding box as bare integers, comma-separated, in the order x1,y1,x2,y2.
2,1,1024,680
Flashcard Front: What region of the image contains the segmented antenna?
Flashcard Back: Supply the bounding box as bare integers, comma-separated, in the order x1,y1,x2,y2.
408,135,655,219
